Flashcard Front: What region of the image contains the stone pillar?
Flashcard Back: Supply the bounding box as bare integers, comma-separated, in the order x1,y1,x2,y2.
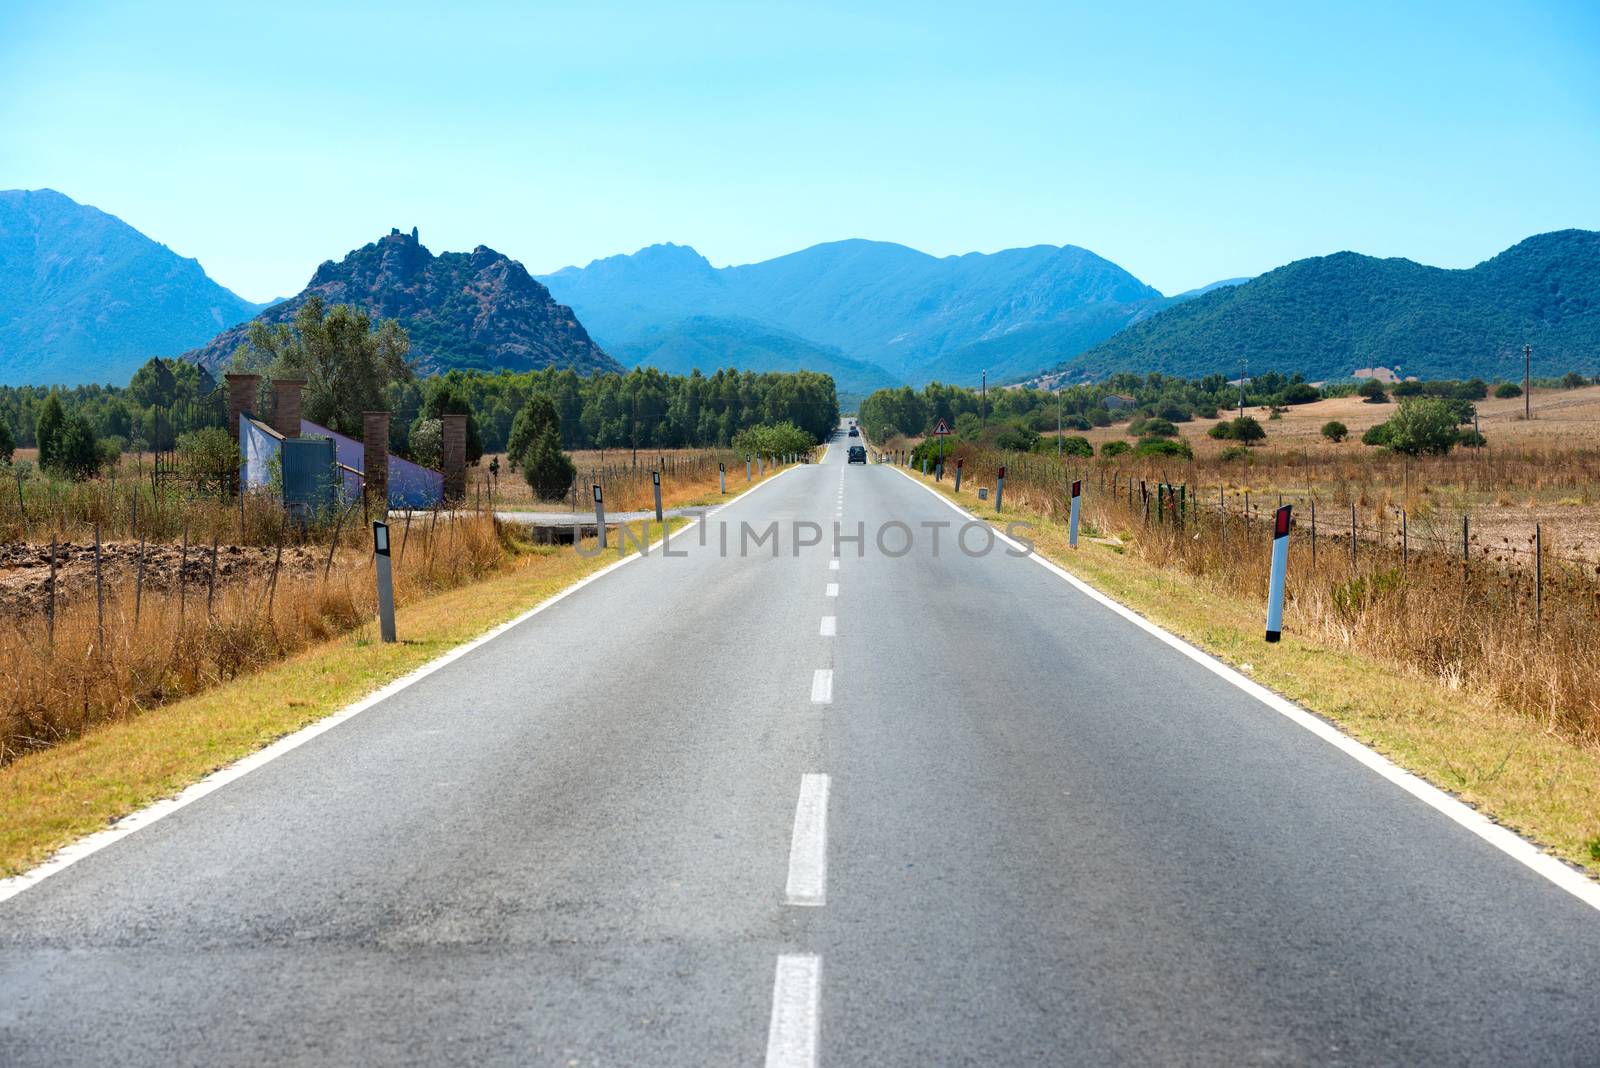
225,373,261,443
441,413,467,502
272,378,305,439
363,411,391,513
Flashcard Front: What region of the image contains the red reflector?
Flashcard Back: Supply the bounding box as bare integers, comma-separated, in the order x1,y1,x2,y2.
998,466,1007,479
1071,479,1081,497
1275,504,1292,537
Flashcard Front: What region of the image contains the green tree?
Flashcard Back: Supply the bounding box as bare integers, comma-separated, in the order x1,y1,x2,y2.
177,427,240,495
0,418,13,462
1061,435,1093,458
1099,440,1130,458
54,413,101,480
1321,420,1348,443
1229,415,1266,444
1357,379,1389,403
514,394,575,501
1494,382,1522,399
1561,371,1587,390
416,378,483,464
1373,397,1462,455
35,394,67,471
239,296,413,437
1134,437,1193,459
409,418,442,469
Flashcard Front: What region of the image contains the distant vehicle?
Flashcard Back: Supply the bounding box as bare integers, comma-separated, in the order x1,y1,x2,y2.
848,445,867,464
848,427,859,437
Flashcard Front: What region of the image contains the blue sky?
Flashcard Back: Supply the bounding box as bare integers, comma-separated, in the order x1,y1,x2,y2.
3,0,1597,303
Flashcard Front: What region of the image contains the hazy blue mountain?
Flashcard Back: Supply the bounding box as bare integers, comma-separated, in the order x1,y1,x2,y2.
605,315,897,404
1056,231,1600,382
1170,277,1252,300
0,189,266,386
539,239,1163,386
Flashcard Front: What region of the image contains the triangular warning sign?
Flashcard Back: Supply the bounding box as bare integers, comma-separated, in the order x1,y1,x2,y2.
932,418,951,436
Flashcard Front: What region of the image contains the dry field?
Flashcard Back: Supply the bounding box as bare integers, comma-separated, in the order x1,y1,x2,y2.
485,446,793,512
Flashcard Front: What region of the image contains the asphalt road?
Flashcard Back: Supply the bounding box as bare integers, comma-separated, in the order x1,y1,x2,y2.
3,423,1599,1066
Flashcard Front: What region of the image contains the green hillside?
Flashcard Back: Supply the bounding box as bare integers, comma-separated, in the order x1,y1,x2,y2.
1056,231,1600,382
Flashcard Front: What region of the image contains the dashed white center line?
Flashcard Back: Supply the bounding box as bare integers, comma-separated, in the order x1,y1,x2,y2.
784,774,830,906
825,583,838,597
828,560,839,570
819,616,836,636
765,954,822,1068
810,669,833,704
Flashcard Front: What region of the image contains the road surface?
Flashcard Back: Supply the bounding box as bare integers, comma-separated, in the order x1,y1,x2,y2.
3,423,1599,1066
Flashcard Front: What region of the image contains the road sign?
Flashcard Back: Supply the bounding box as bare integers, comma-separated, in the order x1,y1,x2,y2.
931,418,951,436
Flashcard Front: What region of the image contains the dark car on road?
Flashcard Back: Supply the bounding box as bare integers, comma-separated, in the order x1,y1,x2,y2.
848,445,867,464
848,427,859,437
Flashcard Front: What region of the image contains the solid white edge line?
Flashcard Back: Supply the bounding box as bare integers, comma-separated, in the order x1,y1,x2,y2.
784,773,830,906
765,953,822,1068
811,669,833,704
890,466,1600,915
819,616,837,637
0,465,805,907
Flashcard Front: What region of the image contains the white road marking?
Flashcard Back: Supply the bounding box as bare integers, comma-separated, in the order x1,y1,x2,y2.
811,669,833,704
819,616,836,636
0,469,809,907
828,560,840,571
891,467,1600,915
784,774,830,906
765,954,822,1068
825,583,838,597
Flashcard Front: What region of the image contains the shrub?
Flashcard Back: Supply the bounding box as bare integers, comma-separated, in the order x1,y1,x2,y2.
1561,371,1587,390
177,427,240,494
53,413,101,480
1494,382,1522,399
1357,379,1389,404
1279,382,1321,404
0,419,13,463
1157,404,1191,423
995,424,1040,452
1456,428,1487,448
1219,445,1252,463
409,418,443,469
1207,421,1234,440
1393,380,1424,397
1321,420,1348,443
1137,418,1179,438
1061,435,1093,458
1062,414,1091,431
1229,415,1266,444
1134,437,1193,459
1372,397,1462,455
1362,422,1393,447
1089,408,1112,428
1099,440,1130,458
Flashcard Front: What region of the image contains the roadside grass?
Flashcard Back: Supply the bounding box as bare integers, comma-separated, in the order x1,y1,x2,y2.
899,464,1600,877
0,466,787,878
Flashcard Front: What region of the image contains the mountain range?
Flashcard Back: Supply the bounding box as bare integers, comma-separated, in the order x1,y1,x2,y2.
1054,230,1600,382
186,228,619,377
537,240,1180,393
0,189,267,386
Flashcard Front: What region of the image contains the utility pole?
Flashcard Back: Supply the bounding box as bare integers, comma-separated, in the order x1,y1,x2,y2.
1057,389,1063,457
981,370,988,428
1239,357,1248,417
1524,343,1532,420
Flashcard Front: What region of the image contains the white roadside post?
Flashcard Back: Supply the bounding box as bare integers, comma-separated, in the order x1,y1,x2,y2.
1266,504,1292,642
954,458,963,493
593,483,607,550
759,456,765,477
995,465,1006,512
719,462,727,494
652,469,663,523
747,458,752,482
372,520,396,642
1069,478,1082,548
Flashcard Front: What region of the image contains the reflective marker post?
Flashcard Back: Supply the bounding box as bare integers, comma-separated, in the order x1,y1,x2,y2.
719,462,727,494
1266,504,1292,642
954,458,964,493
652,469,663,522
593,484,607,550
372,521,396,643
996,465,1007,512
747,458,752,482
1069,479,1081,548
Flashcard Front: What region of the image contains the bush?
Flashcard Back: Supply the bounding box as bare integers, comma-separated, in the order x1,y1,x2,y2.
1562,371,1587,390
1088,408,1112,428
1137,418,1179,438
1207,421,1234,440
1099,440,1130,458
1229,415,1266,444
1371,397,1462,455
53,413,101,481
1134,437,1193,460
1456,428,1487,448
1393,380,1424,397
177,427,239,494
732,421,814,459
409,418,443,469
995,424,1040,452
1219,445,1252,463
1061,435,1093,458
1279,383,1321,405
1157,404,1191,423
1321,420,1348,443
1361,422,1393,447
1357,379,1389,404
0,419,13,463
1494,382,1522,399
1061,414,1091,431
